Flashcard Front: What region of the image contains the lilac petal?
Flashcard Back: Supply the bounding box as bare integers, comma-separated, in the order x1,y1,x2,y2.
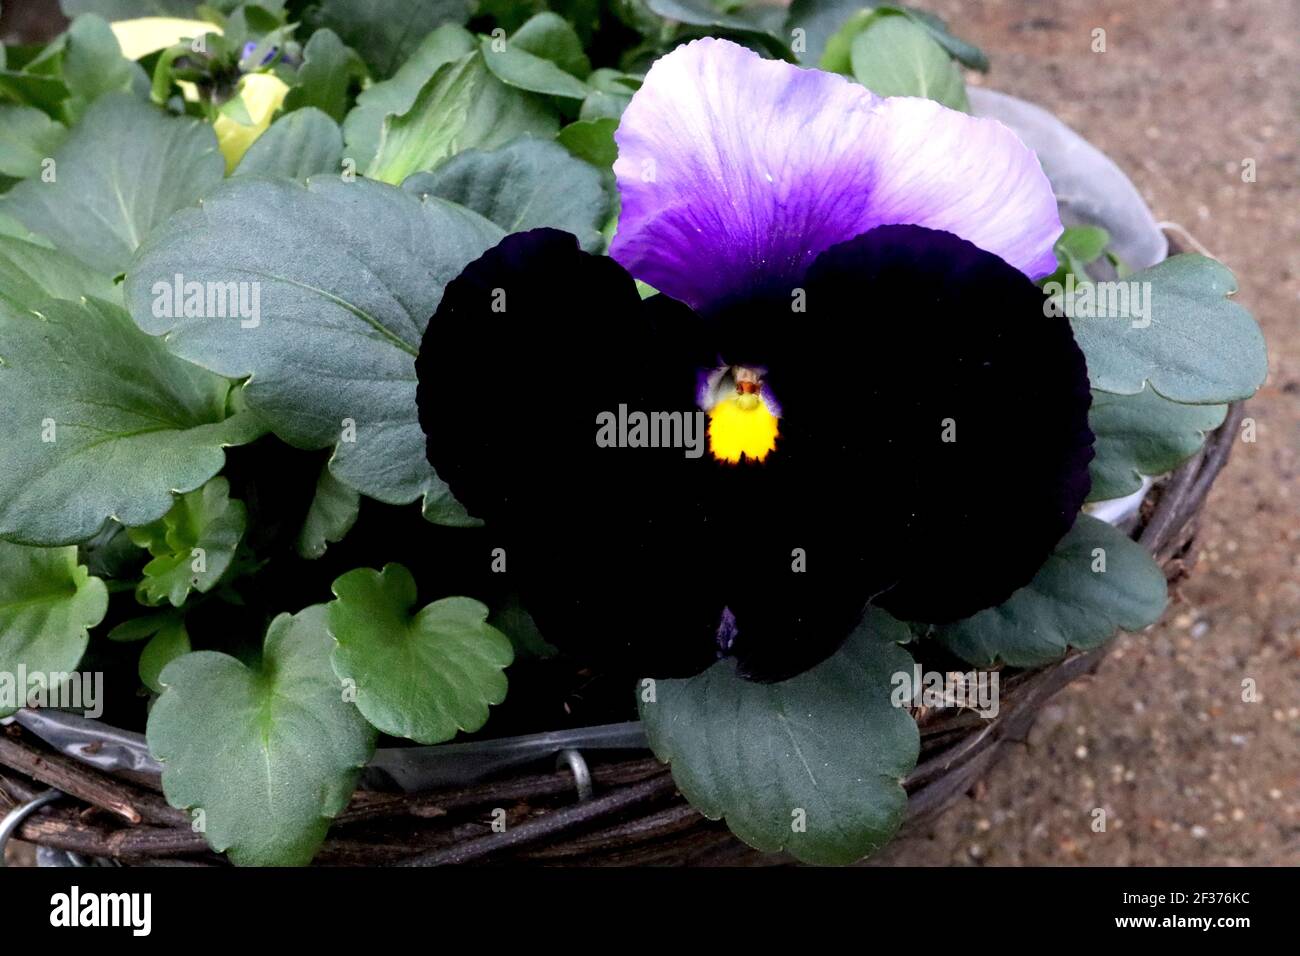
612,39,1061,311
862,96,1062,280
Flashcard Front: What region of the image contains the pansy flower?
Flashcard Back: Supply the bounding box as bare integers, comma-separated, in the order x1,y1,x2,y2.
416,39,1094,683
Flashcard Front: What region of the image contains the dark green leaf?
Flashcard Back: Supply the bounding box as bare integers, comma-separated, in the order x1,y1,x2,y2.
312,0,472,79
639,610,919,865
296,465,360,559
138,617,190,694
234,107,343,179
645,0,795,61
1087,388,1227,502
933,515,1168,668
0,298,265,546
0,235,119,312
327,563,513,744
512,11,591,78
62,14,146,119
402,137,608,251
147,605,376,866
1065,254,1268,403
849,12,968,110
556,116,618,168
125,176,503,524
368,50,558,184
0,93,222,275
0,105,66,179
128,477,247,607
341,23,476,171
281,28,366,123
0,541,108,717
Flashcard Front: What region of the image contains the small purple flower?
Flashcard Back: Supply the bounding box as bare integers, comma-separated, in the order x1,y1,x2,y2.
611,38,1062,312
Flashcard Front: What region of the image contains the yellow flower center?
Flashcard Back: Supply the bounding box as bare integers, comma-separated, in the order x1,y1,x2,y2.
707,390,779,463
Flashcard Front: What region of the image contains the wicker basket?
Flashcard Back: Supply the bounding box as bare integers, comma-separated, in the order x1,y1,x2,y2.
0,403,1243,866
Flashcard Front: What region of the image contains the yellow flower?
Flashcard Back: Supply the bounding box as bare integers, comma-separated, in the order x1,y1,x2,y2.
109,17,222,61
213,73,290,172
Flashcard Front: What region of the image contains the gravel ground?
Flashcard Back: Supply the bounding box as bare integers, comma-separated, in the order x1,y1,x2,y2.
1,0,1295,867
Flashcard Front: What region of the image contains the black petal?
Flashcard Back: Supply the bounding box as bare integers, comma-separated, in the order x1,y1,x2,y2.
416,228,720,679
706,223,1094,685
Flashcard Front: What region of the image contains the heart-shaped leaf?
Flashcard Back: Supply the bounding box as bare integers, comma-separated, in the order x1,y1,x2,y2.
233,107,343,179
1066,254,1267,403
402,137,608,251
128,477,246,607
146,605,376,866
639,610,919,865
1088,387,1227,502
125,176,503,524
0,541,108,717
934,514,1168,668
367,51,558,185
327,563,513,744
0,297,266,546
0,93,222,275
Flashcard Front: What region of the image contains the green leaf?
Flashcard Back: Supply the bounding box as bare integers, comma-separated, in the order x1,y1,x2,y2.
1042,224,1111,287
480,33,590,101
280,28,365,123
0,105,66,179
233,107,343,179
0,235,119,312
791,1,988,71
125,176,502,524
146,605,376,866
1087,388,1227,502
512,12,591,78
1065,254,1268,404
108,610,178,643
0,541,108,717
0,93,222,275
312,0,472,79
556,116,618,168
639,610,919,865
0,297,266,546
128,477,247,607
62,14,146,120
341,23,477,172
644,0,795,61
367,51,559,185
488,596,557,660
138,617,189,694
933,515,1168,668
296,464,360,559
849,12,968,111
402,137,608,251
327,563,513,744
